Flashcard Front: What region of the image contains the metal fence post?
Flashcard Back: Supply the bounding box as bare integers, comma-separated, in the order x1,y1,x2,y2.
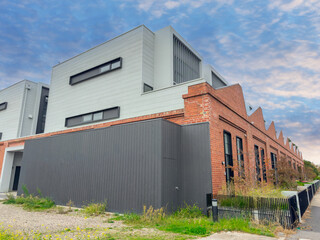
212,199,218,222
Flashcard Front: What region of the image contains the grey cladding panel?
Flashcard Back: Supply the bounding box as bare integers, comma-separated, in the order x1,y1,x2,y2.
180,123,212,210
19,119,212,213
19,120,163,212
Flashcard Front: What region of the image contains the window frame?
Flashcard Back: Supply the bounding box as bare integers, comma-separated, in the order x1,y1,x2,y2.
69,57,122,86
223,130,234,184
236,136,245,178
65,106,120,127
254,145,261,182
0,102,8,111
261,148,267,182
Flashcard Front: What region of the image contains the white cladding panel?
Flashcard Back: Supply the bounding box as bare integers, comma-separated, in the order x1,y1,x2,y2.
44,25,213,133
45,26,146,133
0,80,47,141
0,82,25,140
142,27,155,89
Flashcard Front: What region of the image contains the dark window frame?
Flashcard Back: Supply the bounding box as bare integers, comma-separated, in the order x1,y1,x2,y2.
0,102,8,111
236,136,245,178
261,148,267,182
223,130,234,185
254,145,261,182
69,57,122,86
65,106,120,127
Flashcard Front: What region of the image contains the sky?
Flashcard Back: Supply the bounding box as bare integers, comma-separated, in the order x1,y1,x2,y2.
0,0,319,164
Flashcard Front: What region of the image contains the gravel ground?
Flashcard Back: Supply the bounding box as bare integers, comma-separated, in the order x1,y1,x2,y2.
0,203,120,233
0,202,279,239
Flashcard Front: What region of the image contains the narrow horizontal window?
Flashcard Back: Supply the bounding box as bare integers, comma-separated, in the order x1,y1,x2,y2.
0,102,8,111
65,107,120,127
143,83,153,92
69,57,122,85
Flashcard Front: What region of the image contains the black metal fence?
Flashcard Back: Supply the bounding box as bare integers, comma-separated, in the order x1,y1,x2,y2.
211,180,320,229
298,189,309,217
216,195,298,228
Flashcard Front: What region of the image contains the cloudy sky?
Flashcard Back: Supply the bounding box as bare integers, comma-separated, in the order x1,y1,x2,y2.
0,0,319,164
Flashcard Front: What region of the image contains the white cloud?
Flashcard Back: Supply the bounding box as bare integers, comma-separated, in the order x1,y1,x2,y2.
164,1,181,9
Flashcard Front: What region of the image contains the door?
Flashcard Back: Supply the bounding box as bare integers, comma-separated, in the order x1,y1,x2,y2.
12,166,21,191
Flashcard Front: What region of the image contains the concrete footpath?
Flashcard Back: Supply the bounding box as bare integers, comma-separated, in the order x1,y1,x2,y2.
289,191,320,240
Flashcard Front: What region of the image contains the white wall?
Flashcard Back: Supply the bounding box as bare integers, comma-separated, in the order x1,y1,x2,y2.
44,25,223,133
0,81,25,140
0,80,49,141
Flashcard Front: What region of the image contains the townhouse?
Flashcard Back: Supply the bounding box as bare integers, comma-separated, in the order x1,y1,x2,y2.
0,25,303,212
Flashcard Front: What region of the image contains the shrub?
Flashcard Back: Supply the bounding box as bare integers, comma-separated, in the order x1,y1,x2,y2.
2,186,55,211
174,204,203,218
82,201,107,216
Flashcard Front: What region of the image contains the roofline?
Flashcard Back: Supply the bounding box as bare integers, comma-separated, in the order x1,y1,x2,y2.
0,79,48,93
53,25,154,68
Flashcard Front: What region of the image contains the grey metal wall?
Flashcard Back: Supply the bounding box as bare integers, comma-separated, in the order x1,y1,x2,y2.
180,123,212,210
18,119,211,213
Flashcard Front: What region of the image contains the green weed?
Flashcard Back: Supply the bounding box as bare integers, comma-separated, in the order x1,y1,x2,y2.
82,201,107,216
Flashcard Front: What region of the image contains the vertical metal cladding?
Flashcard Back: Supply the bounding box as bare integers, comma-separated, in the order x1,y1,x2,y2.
18,119,211,213
180,123,212,211
173,35,200,84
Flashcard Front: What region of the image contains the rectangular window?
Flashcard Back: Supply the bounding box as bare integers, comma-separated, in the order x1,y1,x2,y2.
0,132,2,140
261,148,267,182
270,152,277,170
254,145,261,182
173,35,200,84
0,102,8,111
236,137,245,178
65,106,120,127
69,57,122,85
143,83,153,93
223,131,234,184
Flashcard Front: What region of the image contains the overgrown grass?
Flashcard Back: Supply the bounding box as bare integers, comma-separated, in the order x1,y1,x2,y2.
111,205,275,237
3,194,55,211
82,201,107,216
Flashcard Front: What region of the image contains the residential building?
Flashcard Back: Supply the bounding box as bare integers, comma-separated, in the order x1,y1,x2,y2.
0,80,49,191
0,25,303,212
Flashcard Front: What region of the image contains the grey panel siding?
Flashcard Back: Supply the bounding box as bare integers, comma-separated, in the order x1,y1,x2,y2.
161,120,180,212
18,119,211,213
180,123,212,211
19,120,163,212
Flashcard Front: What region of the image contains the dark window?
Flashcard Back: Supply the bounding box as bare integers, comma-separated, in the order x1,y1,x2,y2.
0,132,2,140
65,106,120,127
143,83,153,92
69,57,122,85
293,162,296,170
254,145,261,182
0,102,8,111
223,131,234,185
270,152,277,170
36,87,49,134
173,35,200,84
261,148,267,182
236,137,245,178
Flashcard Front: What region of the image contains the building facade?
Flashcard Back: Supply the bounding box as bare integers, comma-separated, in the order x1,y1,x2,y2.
0,80,49,192
0,25,303,210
